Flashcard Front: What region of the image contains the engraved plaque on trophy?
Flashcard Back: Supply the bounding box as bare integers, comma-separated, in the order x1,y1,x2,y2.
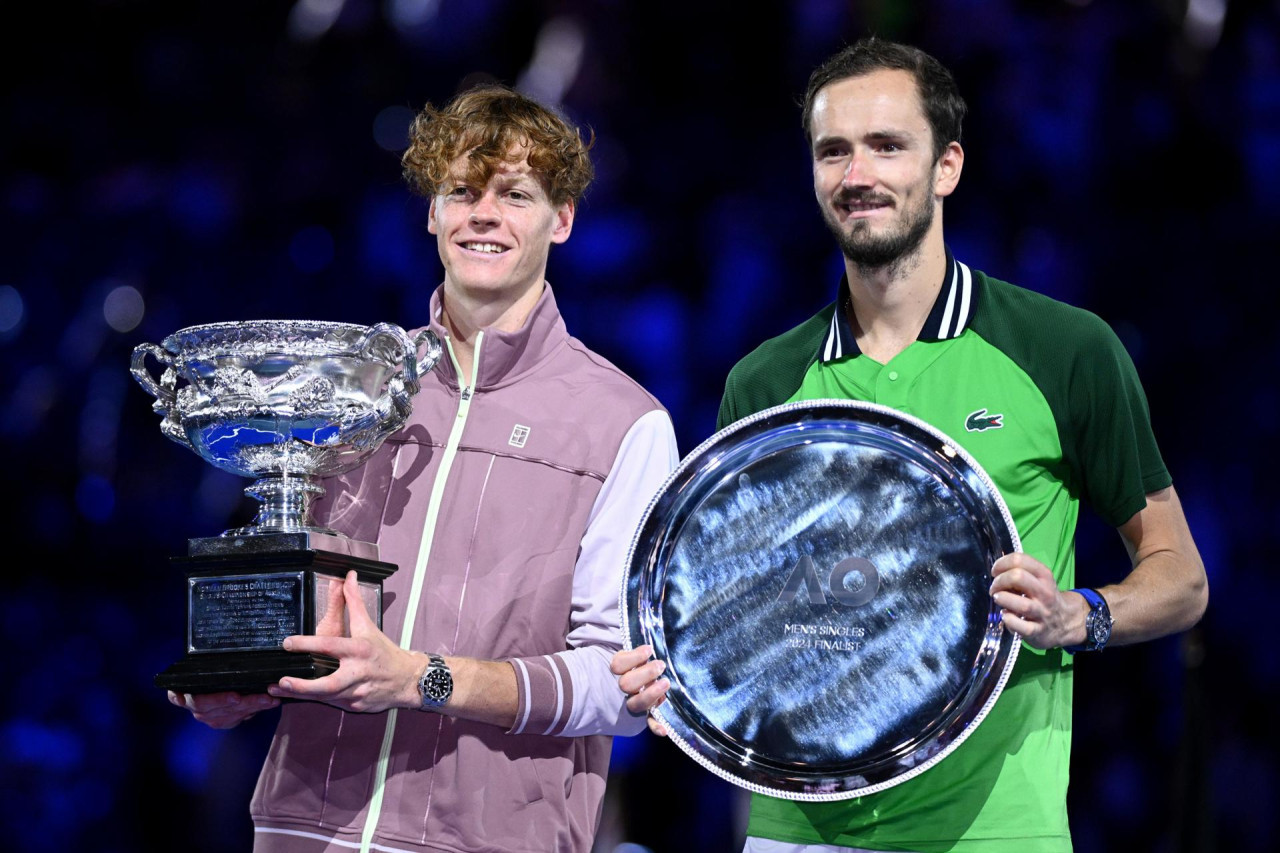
132,320,442,694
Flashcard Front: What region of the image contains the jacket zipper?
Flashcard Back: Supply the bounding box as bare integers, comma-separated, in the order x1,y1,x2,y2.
360,332,482,852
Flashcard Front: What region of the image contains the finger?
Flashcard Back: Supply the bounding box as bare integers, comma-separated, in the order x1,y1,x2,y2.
999,609,1040,641
1001,593,1053,628
618,659,665,696
283,633,358,658
647,713,669,738
270,671,347,699
192,692,277,714
994,551,1054,582
315,575,348,636
610,645,653,676
343,570,376,632
989,571,1025,595
328,573,347,606
195,702,274,730
616,657,659,694
993,551,1040,570
195,713,246,731
625,676,670,715
185,691,246,713
180,694,278,730
992,552,1043,577
196,701,273,726
991,553,1019,577
990,567,1056,600
991,589,1036,618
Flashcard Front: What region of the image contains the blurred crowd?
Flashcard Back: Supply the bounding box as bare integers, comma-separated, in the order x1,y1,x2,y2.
2,1,1277,850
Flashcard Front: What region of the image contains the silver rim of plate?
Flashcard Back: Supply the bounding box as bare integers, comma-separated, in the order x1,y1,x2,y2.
621,399,1021,801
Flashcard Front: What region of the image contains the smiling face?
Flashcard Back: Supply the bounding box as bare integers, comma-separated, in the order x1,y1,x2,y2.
428,149,574,309
809,69,961,272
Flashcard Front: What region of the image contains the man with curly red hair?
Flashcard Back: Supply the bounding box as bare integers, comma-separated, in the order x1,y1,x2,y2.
171,85,678,853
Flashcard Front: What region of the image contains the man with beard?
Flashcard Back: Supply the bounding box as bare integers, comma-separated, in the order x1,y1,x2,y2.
612,38,1207,852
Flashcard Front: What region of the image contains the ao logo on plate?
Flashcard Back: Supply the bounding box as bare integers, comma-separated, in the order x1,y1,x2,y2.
777,556,880,607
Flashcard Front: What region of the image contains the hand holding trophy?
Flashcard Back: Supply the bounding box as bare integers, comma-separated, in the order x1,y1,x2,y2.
131,320,441,694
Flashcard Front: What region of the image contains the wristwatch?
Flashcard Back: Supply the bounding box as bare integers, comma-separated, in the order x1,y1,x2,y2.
1064,588,1113,653
418,653,453,709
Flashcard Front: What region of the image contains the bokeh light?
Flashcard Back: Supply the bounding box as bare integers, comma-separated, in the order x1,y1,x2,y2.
373,105,416,152
0,285,25,336
385,0,440,33
103,284,145,333
287,0,346,42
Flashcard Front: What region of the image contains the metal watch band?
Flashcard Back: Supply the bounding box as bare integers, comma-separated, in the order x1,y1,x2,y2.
418,653,453,709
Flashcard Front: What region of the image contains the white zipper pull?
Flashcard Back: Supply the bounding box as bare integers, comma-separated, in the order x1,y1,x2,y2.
460,387,472,402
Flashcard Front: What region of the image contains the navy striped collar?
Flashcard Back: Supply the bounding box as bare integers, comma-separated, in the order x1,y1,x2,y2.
820,251,979,363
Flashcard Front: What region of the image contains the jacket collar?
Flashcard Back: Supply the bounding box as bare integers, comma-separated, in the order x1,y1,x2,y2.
424,282,568,389
820,250,979,363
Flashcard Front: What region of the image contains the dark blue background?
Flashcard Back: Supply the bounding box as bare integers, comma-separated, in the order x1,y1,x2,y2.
2,1,1275,850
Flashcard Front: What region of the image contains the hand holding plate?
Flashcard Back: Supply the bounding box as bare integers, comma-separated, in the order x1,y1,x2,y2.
990,552,1086,650
610,645,670,736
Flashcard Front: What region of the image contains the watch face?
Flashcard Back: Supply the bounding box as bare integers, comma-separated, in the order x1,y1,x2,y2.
1090,610,1112,649
422,663,452,703
425,670,450,696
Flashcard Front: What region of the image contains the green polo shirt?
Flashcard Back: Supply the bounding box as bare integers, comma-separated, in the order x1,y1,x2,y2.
720,255,1170,852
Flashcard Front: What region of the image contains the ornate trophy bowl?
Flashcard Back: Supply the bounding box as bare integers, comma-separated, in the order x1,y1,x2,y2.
132,319,443,539
131,319,442,694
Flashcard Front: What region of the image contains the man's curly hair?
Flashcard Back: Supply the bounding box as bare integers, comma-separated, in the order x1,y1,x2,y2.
402,85,593,207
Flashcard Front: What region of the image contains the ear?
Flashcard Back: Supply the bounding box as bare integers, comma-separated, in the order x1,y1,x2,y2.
427,195,439,235
933,141,964,199
550,198,575,245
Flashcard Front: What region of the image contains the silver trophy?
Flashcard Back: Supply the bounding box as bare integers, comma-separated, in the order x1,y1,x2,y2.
132,320,442,693
624,400,1019,800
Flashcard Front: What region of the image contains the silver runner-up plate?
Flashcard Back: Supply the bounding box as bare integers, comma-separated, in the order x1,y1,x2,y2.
622,399,1021,801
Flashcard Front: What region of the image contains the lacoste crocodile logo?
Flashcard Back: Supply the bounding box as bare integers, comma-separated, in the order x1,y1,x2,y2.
965,408,1004,432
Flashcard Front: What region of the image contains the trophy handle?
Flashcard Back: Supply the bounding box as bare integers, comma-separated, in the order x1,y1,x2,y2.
351,324,438,432
413,328,443,381
130,342,175,404
391,329,444,419
131,341,196,451
360,323,422,394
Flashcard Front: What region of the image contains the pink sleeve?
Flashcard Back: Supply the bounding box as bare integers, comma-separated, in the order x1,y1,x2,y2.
507,409,678,736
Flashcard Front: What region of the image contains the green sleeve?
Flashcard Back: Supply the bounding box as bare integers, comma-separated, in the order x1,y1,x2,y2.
971,275,1169,527
716,304,834,431
1062,313,1171,526
716,371,741,431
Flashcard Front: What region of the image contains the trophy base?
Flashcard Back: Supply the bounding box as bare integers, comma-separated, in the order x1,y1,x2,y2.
156,540,396,695
156,650,341,695
189,530,380,561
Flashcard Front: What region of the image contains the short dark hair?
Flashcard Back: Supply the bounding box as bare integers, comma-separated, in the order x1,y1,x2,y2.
801,38,967,163
402,85,593,207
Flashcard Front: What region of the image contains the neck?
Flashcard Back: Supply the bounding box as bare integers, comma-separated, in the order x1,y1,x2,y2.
440,279,544,382
844,232,948,363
